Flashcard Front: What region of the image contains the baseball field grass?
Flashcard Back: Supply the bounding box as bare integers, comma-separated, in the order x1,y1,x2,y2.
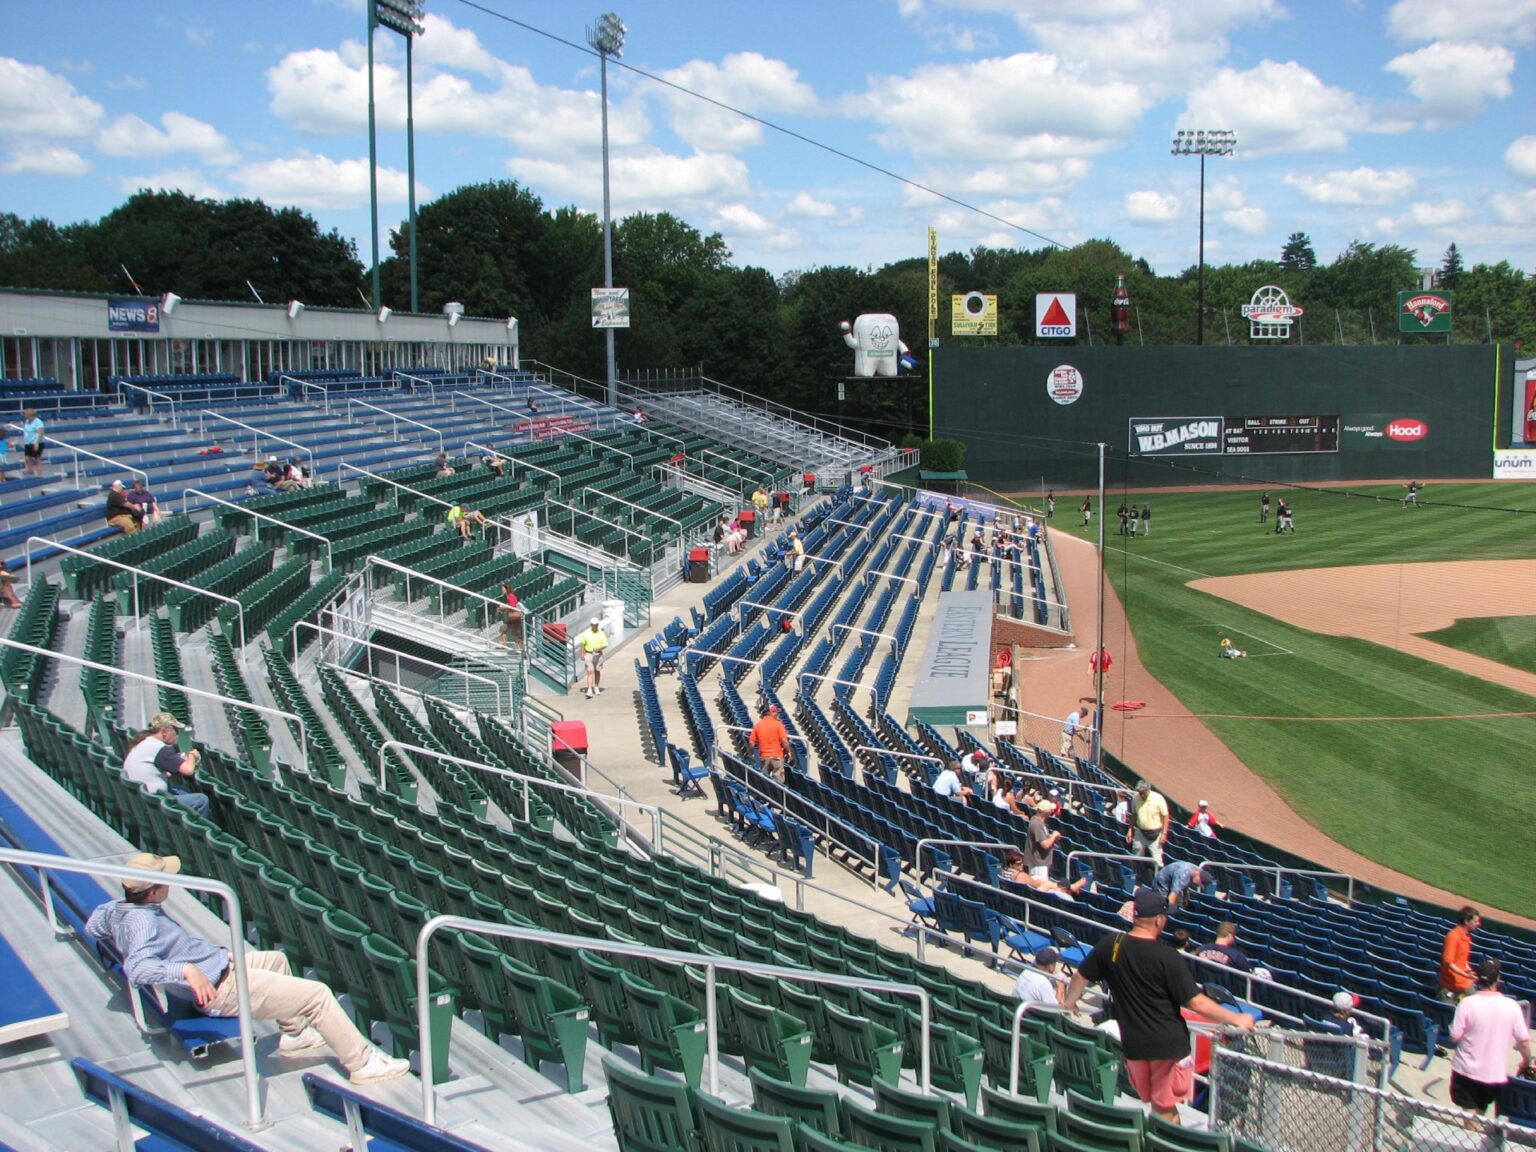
1424,616,1536,677
1056,482,1536,918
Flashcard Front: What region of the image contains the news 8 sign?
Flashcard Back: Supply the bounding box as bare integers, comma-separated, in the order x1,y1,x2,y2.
108,299,160,333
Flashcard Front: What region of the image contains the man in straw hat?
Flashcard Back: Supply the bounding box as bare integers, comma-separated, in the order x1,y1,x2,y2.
86,853,409,1085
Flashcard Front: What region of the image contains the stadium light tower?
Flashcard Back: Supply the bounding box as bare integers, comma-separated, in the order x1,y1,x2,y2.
1170,129,1236,346
587,11,626,408
367,0,425,313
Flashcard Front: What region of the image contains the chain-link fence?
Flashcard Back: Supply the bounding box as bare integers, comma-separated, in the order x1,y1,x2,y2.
1210,1045,1536,1152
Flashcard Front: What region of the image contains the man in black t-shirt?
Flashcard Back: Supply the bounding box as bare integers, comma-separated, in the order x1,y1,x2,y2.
1063,888,1255,1123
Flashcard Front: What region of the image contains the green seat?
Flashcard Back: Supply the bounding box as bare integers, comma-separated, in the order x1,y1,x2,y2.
874,1077,953,1131
952,1105,1046,1152
728,987,814,1087
747,1067,845,1139
455,931,517,1043
843,1100,938,1152
980,1084,1058,1134
979,1019,1054,1101
1048,1032,1120,1104
695,1093,796,1152
502,957,590,1092
360,933,455,1083
776,981,837,1065
1146,1120,1232,1152
1065,1091,1146,1133
906,1009,985,1110
580,950,643,1050
1055,1113,1145,1152
799,1129,884,1152
320,906,380,1028
602,1053,697,1152
620,970,709,1090
825,1002,904,1089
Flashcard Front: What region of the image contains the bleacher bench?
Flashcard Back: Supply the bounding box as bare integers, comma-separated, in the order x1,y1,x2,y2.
304,1072,495,1152
72,1058,266,1152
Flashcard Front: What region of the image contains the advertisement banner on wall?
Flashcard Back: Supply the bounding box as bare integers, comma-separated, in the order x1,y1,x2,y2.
1340,416,1429,449
1493,449,1536,479
1035,293,1077,338
1398,291,1453,334
1128,417,1224,456
951,292,998,336
590,287,631,328
107,299,160,333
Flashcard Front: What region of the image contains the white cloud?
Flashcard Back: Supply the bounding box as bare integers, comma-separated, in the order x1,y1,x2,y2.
98,111,238,166
1377,199,1470,231
1284,167,1417,205
1492,189,1536,225
1507,136,1536,181
1223,205,1269,235
786,192,837,218
233,153,416,212
1385,42,1514,122
657,53,817,152
857,54,1147,163
714,203,773,235
1386,0,1536,45
0,57,103,137
1124,190,1181,224
415,12,502,76
943,158,1091,196
185,22,214,48
116,167,228,202
512,150,750,217
1182,61,1367,155
0,146,90,176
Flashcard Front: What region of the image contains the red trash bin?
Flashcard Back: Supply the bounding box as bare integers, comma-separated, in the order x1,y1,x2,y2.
687,546,711,583
551,721,588,774
739,507,757,539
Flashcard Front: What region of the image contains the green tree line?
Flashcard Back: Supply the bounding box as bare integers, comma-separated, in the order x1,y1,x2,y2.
3,185,1533,438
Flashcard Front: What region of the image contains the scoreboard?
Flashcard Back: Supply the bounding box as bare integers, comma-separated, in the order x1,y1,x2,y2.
1223,415,1340,455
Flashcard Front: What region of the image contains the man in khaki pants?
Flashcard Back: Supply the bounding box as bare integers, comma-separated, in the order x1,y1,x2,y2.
86,853,408,1085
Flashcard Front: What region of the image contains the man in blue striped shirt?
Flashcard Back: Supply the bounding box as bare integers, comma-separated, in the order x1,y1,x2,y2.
86,853,407,1085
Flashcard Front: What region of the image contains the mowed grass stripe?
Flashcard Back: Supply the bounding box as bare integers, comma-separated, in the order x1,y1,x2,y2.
1062,482,1536,916
1424,616,1536,677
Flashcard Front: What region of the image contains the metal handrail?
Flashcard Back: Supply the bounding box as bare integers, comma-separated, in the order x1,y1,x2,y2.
576,485,683,535
4,425,149,488
1064,850,1159,880
377,742,657,847
279,374,328,411
415,917,931,1124
853,745,942,769
937,867,1395,1040
449,390,523,421
558,426,633,463
0,637,311,779
23,536,248,649
197,409,313,477
650,461,739,507
363,556,532,666
797,670,879,699
346,399,443,453
115,382,179,427
835,622,900,644
700,446,774,484
336,462,458,517
0,849,266,1130
296,614,506,716
463,439,563,495
179,487,333,572
393,372,440,402
1196,859,1358,905
545,498,655,550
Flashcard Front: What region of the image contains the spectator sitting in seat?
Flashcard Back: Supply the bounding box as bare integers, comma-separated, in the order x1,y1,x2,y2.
260,455,297,492
122,712,208,817
1187,799,1222,839
284,458,311,490
105,479,146,535
933,761,973,805
447,503,471,539
1016,946,1066,1007
1329,991,1366,1037
87,853,409,1086
1196,922,1253,971
1152,861,1207,908
433,451,454,478
127,478,160,521
0,559,23,609
1000,848,1087,898
991,775,1027,816
482,442,505,478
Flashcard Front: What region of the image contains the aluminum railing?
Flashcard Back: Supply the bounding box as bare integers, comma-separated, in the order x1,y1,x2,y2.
0,849,267,1129
196,409,313,477
414,918,932,1124
345,399,443,453
4,425,149,488
179,487,333,572
114,382,179,426
296,614,506,716
1197,860,1358,905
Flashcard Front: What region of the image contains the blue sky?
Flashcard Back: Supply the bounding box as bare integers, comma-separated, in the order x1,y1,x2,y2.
2,0,1534,288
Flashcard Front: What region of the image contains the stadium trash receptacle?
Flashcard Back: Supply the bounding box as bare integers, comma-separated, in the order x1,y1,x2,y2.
688,547,710,584
739,508,757,538
552,721,588,775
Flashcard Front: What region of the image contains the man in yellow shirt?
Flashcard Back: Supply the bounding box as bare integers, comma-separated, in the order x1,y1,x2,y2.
1128,780,1170,866
751,486,770,516
578,618,609,699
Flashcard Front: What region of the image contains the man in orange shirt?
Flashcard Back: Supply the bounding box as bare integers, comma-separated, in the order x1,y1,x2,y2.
749,705,791,781
1440,905,1482,1001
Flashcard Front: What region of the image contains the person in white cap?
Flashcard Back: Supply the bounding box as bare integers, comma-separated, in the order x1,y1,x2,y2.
578,618,608,698
1330,990,1366,1037
105,479,145,534
122,713,207,817
1186,800,1221,839
86,853,409,1085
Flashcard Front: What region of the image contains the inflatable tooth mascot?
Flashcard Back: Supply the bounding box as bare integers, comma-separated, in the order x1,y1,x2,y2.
840,314,911,378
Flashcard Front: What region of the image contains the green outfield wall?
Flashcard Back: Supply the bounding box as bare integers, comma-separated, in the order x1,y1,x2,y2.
934,344,1517,489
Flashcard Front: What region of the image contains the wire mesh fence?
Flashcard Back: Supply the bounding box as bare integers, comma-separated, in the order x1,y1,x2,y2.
1210,1045,1536,1152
